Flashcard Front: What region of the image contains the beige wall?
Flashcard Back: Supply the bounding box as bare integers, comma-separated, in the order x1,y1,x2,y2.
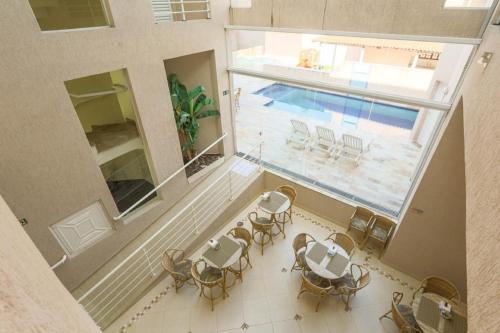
459,12,500,333
0,195,101,333
263,171,355,226
383,101,468,297
231,0,488,38
0,0,232,290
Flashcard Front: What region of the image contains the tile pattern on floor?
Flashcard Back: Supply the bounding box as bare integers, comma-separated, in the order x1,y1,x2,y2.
105,201,419,333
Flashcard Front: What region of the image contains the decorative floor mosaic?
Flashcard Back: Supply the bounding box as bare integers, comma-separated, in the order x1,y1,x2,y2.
107,201,419,333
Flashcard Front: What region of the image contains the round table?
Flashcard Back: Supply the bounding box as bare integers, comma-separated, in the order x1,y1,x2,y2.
304,241,351,280
202,235,242,299
258,191,291,237
412,293,467,333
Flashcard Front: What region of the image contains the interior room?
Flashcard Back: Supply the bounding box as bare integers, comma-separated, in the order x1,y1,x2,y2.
28,0,110,31
64,69,157,213
0,1,499,333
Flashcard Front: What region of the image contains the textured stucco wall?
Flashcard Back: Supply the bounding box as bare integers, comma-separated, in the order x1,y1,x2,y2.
0,195,101,333
0,0,232,290
231,0,488,38
459,13,500,333
383,101,467,297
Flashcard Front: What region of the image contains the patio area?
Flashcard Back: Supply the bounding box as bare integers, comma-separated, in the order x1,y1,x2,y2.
104,198,419,333
234,75,425,216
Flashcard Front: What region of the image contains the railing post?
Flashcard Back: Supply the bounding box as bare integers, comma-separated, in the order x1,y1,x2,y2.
180,0,186,21
259,131,263,171
206,0,211,19
191,206,199,234
228,171,233,201
142,248,156,278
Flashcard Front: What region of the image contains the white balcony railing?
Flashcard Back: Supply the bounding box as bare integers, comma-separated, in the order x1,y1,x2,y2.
76,141,262,328
152,0,211,23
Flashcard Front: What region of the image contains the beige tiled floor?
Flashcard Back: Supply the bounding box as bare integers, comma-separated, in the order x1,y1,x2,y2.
105,200,419,333
234,75,424,215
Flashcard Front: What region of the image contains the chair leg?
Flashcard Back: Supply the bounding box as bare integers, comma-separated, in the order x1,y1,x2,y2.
210,287,214,312
290,259,298,272
344,294,351,311
360,237,369,249
297,289,307,300
261,233,264,256
174,278,180,293
239,257,243,283
379,309,392,321
246,252,252,268
315,299,323,312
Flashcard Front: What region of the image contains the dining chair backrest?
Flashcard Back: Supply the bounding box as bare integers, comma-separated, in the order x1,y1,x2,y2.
293,233,315,253
301,270,332,295
161,249,185,275
275,185,297,205
325,232,356,257
248,211,272,232
227,227,252,248
390,292,409,330
419,276,461,302
349,263,371,292
351,206,375,223
372,215,396,233
191,259,220,285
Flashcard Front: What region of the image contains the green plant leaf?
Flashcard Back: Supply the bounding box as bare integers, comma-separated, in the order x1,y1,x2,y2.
196,110,220,119
188,85,205,101
194,96,215,114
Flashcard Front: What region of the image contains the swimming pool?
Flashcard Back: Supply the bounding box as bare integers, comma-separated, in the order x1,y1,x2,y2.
254,83,419,129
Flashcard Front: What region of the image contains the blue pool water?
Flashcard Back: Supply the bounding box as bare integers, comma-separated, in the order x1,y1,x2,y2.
254,83,418,129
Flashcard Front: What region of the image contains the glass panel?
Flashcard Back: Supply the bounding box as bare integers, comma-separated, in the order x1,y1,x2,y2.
28,0,109,31
234,73,444,217
65,69,157,213
229,30,473,104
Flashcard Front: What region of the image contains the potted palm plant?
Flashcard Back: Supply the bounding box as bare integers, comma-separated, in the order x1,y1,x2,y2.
167,74,220,163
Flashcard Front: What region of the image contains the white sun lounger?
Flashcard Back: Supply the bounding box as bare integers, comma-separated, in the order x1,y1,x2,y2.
335,133,371,165
286,119,311,149
310,126,338,157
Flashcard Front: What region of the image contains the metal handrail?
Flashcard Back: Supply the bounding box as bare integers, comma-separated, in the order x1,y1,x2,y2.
113,132,227,220
227,66,452,111
51,255,67,270
78,140,262,304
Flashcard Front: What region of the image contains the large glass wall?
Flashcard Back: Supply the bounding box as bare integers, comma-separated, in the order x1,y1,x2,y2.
65,69,157,213
229,30,473,104
234,74,444,217
229,29,474,217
